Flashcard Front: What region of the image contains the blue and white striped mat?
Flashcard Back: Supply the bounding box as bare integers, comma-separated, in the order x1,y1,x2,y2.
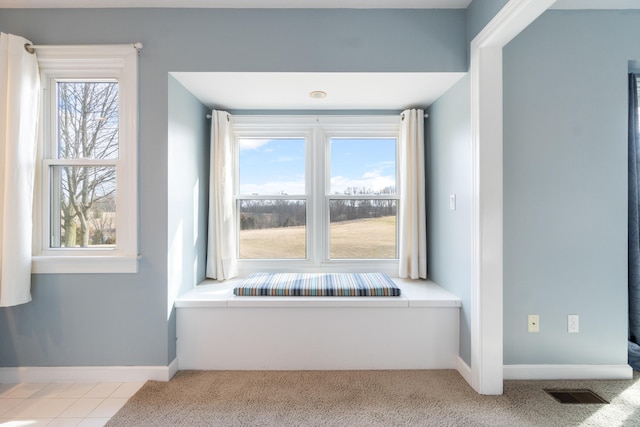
234,272,401,297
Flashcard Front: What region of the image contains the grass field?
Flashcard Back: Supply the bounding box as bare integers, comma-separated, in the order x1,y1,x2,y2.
239,216,396,259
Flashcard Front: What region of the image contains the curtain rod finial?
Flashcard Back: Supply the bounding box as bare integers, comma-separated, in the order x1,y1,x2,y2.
133,42,143,53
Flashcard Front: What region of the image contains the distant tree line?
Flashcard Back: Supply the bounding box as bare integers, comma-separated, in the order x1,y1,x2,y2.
240,199,306,230
239,187,397,231
329,199,396,223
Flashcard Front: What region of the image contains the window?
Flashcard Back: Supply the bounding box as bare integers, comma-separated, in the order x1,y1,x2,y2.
232,115,400,275
238,137,307,260
328,137,398,259
32,45,139,274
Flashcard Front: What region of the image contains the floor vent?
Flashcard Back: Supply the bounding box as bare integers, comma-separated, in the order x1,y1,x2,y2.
544,389,608,404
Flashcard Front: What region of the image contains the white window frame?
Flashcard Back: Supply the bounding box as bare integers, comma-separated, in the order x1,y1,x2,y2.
32,45,139,274
232,115,401,276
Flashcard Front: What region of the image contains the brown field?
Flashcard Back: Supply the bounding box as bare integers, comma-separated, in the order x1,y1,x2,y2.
239,216,396,259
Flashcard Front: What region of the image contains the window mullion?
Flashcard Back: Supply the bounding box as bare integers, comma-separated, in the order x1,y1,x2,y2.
321,125,329,263
236,194,305,201
328,194,401,200
50,165,62,248
45,159,118,166
308,125,319,265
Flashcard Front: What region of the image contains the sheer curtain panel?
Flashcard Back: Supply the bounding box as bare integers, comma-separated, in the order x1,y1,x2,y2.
0,33,40,307
398,109,427,279
206,110,238,280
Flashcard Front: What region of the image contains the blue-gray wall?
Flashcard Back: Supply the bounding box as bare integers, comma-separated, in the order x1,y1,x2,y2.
427,74,472,366
4,4,629,372
503,10,633,365
0,8,467,367
167,75,210,362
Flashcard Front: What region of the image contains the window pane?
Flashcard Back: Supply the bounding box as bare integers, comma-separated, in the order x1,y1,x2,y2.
238,138,305,195
57,81,119,160
329,199,397,259
50,166,116,248
239,200,306,259
330,138,396,195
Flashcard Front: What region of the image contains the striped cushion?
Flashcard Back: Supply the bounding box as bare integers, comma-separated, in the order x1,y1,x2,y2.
234,272,401,297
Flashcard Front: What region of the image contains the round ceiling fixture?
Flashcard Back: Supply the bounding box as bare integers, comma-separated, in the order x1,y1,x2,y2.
309,90,327,99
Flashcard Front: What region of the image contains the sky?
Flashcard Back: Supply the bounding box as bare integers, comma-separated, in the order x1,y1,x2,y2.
238,137,396,196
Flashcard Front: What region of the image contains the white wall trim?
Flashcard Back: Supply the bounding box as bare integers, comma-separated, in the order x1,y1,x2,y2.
167,357,179,380
0,359,178,383
473,0,556,49
32,43,139,273
469,0,556,396
456,357,472,385
504,364,633,380
469,44,504,396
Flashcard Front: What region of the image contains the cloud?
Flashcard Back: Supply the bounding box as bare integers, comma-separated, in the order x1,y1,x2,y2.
369,160,395,170
239,138,272,151
330,174,395,195
274,156,300,163
240,178,305,196
241,174,395,196
361,161,395,178
362,171,380,179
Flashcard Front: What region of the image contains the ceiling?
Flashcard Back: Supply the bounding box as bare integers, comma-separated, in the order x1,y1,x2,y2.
0,0,472,8
172,72,466,111
1,0,637,8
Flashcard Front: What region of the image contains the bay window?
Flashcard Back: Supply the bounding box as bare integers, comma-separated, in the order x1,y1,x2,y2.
232,115,400,275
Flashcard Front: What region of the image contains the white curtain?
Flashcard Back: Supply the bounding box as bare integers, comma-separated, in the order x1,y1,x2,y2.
0,33,40,307
398,108,427,279
206,110,238,280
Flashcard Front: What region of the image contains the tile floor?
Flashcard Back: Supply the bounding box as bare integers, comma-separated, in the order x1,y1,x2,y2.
0,381,144,427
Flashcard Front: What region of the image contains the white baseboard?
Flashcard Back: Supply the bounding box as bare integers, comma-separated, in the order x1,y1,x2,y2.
504,364,633,380
0,358,179,383
167,357,179,379
456,357,472,386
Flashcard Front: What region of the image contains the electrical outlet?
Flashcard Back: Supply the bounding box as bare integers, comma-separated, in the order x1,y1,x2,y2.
568,314,579,333
528,314,539,333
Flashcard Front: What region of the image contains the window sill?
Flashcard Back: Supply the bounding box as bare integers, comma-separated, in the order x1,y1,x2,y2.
176,278,461,309
31,255,139,274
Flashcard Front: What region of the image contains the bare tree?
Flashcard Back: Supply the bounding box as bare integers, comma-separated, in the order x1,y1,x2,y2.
57,82,118,247
89,193,116,245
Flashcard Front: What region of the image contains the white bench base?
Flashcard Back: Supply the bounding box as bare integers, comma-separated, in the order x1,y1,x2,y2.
176,278,461,370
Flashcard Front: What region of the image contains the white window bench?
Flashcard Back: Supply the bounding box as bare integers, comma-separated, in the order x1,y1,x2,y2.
176,278,461,370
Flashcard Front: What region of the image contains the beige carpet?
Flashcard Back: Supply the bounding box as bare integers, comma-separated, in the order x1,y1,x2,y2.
106,370,640,426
